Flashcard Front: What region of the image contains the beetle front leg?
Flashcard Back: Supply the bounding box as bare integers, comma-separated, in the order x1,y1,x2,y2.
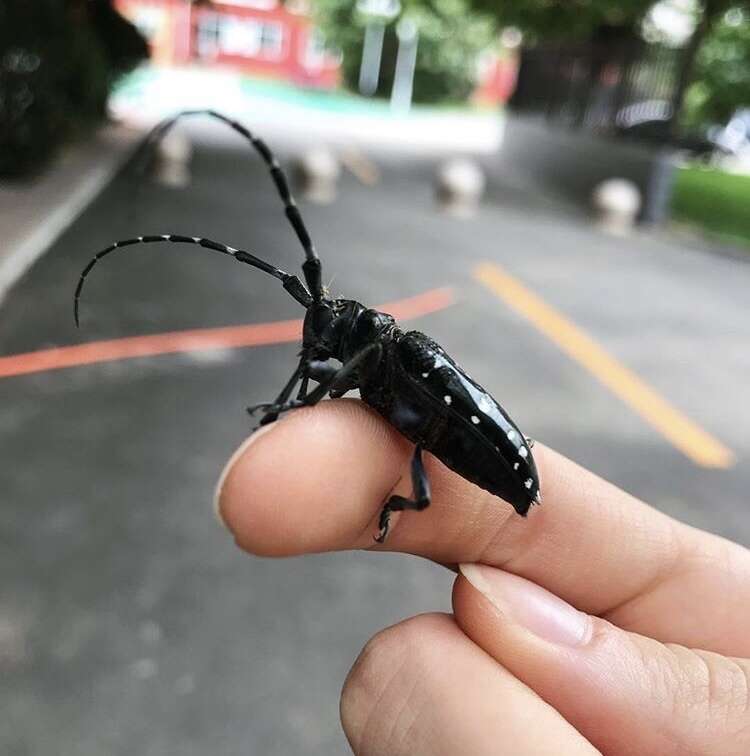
305,360,358,399
375,444,431,543
250,343,381,420
247,359,303,426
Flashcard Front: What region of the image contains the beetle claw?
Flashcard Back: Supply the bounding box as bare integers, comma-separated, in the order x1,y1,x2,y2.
374,513,391,543
246,403,274,416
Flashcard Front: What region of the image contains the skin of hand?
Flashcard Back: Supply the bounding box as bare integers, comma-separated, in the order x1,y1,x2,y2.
215,399,750,756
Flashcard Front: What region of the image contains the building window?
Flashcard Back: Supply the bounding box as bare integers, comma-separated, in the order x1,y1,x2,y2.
198,15,284,60
220,17,258,56
259,22,284,58
197,14,221,58
302,28,325,69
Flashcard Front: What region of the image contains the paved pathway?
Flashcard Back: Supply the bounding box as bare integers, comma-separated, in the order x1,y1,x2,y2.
1,126,747,755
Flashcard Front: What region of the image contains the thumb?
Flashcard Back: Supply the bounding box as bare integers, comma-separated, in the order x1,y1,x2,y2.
453,563,750,756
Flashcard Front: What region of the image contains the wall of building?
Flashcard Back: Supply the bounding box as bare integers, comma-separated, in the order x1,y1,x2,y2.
116,0,339,89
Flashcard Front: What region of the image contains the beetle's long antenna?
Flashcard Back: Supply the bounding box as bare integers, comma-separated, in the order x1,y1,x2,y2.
136,110,323,301
73,234,312,327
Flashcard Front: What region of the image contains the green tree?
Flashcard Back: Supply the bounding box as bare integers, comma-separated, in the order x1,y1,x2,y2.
467,0,656,41
683,7,750,127
466,0,750,136
314,0,496,104
0,0,147,177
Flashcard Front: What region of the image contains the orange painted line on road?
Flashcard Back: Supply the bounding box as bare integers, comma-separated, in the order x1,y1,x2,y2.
0,287,454,380
475,262,735,470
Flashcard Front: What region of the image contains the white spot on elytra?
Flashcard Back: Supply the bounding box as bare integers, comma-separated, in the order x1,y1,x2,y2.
513,462,520,470
525,478,533,489
507,429,517,442
192,237,201,243
444,395,452,405
422,372,429,378
137,236,143,242
477,395,494,414
161,235,170,240
471,415,479,424
518,447,528,459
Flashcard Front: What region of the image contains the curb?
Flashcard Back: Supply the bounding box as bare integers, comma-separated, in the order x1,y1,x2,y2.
0,122,144,304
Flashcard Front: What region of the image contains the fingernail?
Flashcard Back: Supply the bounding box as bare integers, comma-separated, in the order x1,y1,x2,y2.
459,563,591,647
213,425,275,528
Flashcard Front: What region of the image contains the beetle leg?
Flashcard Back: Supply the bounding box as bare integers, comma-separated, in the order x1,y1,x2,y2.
305,360,358,399
296,375,310,401
248,360,303,426
254,343,380,418
328,381,358,399
525,436,535,449
305,360,339,384
302,342,380,404
375,444,431,543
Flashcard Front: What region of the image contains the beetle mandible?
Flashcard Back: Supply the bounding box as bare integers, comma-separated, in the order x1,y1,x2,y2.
74,109,541,542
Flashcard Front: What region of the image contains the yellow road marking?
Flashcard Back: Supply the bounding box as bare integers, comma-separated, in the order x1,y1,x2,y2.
474,262,735,469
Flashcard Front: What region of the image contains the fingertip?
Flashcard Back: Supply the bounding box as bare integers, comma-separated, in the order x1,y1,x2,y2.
216,400,410,556
213,423,275,530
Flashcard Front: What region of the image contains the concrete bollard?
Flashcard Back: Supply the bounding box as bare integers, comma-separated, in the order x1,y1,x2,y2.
435,158,486,217
293,148,341,204
153,130,192,189
591,178,642,235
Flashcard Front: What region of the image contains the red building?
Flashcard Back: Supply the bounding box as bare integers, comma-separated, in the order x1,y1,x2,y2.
116,0,340,89
117,0,515,103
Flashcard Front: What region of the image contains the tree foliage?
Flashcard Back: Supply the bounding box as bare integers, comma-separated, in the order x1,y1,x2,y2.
684,7,750,126
467,0,750,134
466,0,656,41
0,0,148,178
314,0,496,104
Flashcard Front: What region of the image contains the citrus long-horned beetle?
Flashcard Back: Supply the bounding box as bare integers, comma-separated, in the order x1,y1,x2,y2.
74,110,541,542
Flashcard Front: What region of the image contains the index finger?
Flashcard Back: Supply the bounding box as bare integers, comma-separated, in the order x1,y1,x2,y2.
217,399,750,655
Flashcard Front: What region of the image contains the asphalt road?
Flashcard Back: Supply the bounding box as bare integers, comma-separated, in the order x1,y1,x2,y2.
1,127,748,756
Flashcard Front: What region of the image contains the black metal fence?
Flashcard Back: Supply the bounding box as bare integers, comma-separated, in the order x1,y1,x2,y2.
511,41,684,139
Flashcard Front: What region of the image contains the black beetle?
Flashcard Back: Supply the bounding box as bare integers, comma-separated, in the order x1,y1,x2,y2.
74,110,541,542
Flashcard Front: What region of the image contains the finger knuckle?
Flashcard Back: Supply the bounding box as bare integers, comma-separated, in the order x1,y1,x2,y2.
699,651,750,726
666,644,750,743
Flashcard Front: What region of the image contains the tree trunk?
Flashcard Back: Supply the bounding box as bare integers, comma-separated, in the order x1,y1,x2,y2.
668,0,727,139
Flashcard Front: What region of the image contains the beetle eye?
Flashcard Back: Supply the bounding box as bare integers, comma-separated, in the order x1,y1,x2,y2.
354,313,376,342
312,305,333,333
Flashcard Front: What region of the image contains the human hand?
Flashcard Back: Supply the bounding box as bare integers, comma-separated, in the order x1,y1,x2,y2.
216,399,750,755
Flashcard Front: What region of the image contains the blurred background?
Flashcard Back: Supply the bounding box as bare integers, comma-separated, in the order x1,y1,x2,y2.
0,1,748,753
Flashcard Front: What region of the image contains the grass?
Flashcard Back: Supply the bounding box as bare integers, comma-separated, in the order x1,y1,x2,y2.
671,165,750,248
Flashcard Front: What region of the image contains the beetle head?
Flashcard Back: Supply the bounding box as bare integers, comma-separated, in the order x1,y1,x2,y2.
303,300,356,359
303,299,392,362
